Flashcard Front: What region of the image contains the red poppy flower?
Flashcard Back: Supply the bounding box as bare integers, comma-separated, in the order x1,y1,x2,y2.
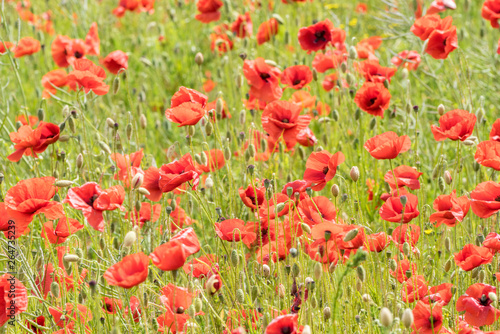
183,254,218,278
26,315,45,334
104,252,149,288
64,182,125,231
298,19,336,53
281,65,313,90
150,228,200,271
157,283,197,333
140,166,162,202
482,0,500,28
239,183,266,210
321,73,339,91
430,190,470,227
231,12,252,38
103,297,123,315
392,224,421,246
428,0,456,14
391,50,421,70
297,196,336,227
470,181,500,218
85,22,100,56
8,121,60,162
111,149,144,183
424,283,453,306
127,202,161,228
307,237,339,264
379,192,420,223
402,275,428,303
456,283,500,327
475,140,500,170
312,49,345,73
390,258,418,283
0,274,28,327
51,35,78,68
454,244,493,271
67,59,109,95
0,41,14,54
356,36,382,59
412,300,443,334
364,131,411,160
265,314,299,334
243,57,282,103
168,201,196,232
356,60,397,83
354,82,391,118
158,153,201,193
49,303,92,330
303,150,344,191
41,69,69,98
102,50,128,75
165,87,207,127
210,27,233,54
197,149,225,173
215,218,256,243
482,233,500,255
297,127,317,147
4,176,64,237
256,18,279,45
195,0,223,23
42,216,84,244
411,14,453,40
290,90,316,110
15,115,38,127
425,26,458,59
365,232,391,252
490,119,500,141
13,37,40,58
261,100,311,150
113,0,155,17
384,165,422,190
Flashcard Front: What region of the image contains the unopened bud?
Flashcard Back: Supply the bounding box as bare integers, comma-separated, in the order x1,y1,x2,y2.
132,173,144,189
344,229,359,242
331,184,339,197
402,308,414,328
350,166,359,182
380,307,393,328
438,104,445,115
123,231,137,247
195,52,204,65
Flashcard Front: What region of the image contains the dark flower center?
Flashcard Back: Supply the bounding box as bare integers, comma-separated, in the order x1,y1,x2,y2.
293,79,302,85
281,326,292,334
369,98,377,105
322,166,329,174
74,51,83,59
480,294,489,306
260,73,271,82
176,307,185,314
88,194,99,207
314,30,327,43
428,316,434,325
282,118,289,123
495,196,500,202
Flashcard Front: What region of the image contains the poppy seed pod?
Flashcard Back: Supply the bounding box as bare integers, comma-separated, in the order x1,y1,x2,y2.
380,308,393,327
123,231,137,247
402,308,413,328
350,166,360,182
195,52,204,65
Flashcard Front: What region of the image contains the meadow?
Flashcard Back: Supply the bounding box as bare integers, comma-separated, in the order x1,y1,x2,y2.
1,0,500,333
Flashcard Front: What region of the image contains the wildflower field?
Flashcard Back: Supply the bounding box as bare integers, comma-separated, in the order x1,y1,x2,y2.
3,0,500,333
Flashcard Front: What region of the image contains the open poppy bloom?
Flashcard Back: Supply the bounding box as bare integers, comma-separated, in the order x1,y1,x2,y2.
127,202,161,228
384,165,422,190
430,190,470,227
425,26,458,59
196,149,225,173
165,87,207,127
298,19,336,53
150,228,200,271
51,35,87,68
214,218,256,243
303,150,344,191
412,300,444,334
392,224,421,248
390,258,418,283
256,18,279,45
4,176,64,238
103,297,123,314
483,232,500,253
265,314,299,334
210,24,234,54
297,196,336,227
423,283,453,306
490,119,500,141
380,192,420,223
391,50,421,70
356,36,382,59
402,275,428,303
13,37,40,58
0,274,28,327
49,303,92,331
104,252,149,288
475,140,500,170
281,65,313,90
454,244,493,271
354,82,391,118
356,60,397,83
141,166,163,202
112,0,155,17
261,100,311,151
64,182,125,231
8,121,60,162
102,50,128,75
111,149,144,186
482,0,500,28
42,216,84,244
456,283,500,327
0,41,14,54
365,232,391,252
313,49,345,73
157,283,198,333
470,181,500,218
411,14,453,40
243,58,282,103
364,131,411,160
85,22,100,56
183,254,218,278
195,0,223,23
158,153,201,193
431,109,476,141
239,183,266,210
26,315,45,334
41,69,69,98
231,12,252,38
67,59,109,95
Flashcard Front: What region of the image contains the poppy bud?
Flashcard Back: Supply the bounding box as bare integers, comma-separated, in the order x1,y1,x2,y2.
437,104,445,115
323,306,331,320
314,262,322,280
113,76,120,94
443,170,452,185
401,68,409,80
239,110,246,125
194,52,204,65
330,184,339,197
248,144,256,158
277,283,286,298
126,123,133,140
344,229,359,242
59,135,70,142
444,259,452,272
68,116,76,133
135,201,142,213
123,231,137,248
205,121,213,136
166,144,176,160
50,281,60,298
380,308,393,328
350,166,359,182
332,109,339,121
250,286,260,299
37,108,45,121
329,262,336,273
462,139,475,146
55,180,73,188
479,270,485,282
356,265,365,282
348,46,358,59
369,117,376,130
188,125,196,137
205,175,214,189
262,264,270,277
291,263,300,277
132,173,144,189
389,259,397,271
383,79,390,89
230,250,239,267
236,289,245,303
312,68,318,81
402,308,413,328
63,254,80,263
99,141,112,155
403,242,411,257
138,187,150,196
489,292,498,302
139,113,147,129
340,62,348,73
301,223,311,234
346,73,355,86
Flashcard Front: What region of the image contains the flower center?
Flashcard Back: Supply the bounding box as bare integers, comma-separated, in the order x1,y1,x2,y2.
74,51,83,59
322,166,329,174
314,30,327,43
176,307,185,314
260,73,271,82
281,326,292,334
282,118,289,123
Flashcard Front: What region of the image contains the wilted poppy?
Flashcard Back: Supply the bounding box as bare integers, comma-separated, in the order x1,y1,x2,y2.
195,0,223,23
430,190,470,227
384,165,422,190
265,314,299,334
243,58,282,103
456,283,500,327
354,82,391,118
364,131,411,160
470,181,500,218
380,193,420,223
298,19,335,53
104,252,149,288
482,0,500,28
454,244,493,271
102,50,128,74
303,150,344,191
158,153,201,193
475,140,500,170
281,65,313,90
391,50,421,70
42,216,84,244
67,59,109,95
412,300,443,334
0,274,28,327
13,37,40,58
150,228,200,271
64,182,125,231
261,100,311,150
425,26,458,59
256,18,279,45
8,121,60,162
